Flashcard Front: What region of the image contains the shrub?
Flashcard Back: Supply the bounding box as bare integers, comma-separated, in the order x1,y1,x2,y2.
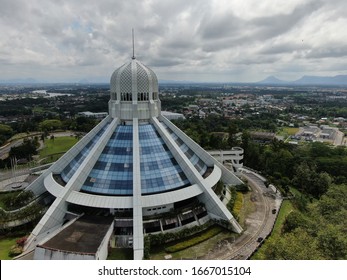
148,221,214,246
164,226,223,253
232,192,243,221
227,186,237,212
143,236,151,260
8,245,22,257
1,191,34,211
235,183,249,193
213,180,224,196
16,236,27,247
145,221,220,258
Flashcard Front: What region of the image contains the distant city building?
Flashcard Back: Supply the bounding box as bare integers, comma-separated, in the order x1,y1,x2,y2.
296,125,341,144
302,125,320,138
223,99,247,106
250,132,276,143
188,104,199,111
334,117,346,122
78,111,108,119
23,54,243,260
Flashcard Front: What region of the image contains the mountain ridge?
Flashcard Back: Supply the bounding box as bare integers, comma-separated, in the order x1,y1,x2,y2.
257,75,347,86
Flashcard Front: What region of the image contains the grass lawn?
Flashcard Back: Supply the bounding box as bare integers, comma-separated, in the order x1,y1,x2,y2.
39,136,78,158
32,106,45,113
251,200,295,259
282,127,299,135
271,200,294,236
0,236,18,260
277,127,299,138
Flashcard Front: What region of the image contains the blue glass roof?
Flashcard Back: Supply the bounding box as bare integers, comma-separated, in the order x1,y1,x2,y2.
161,122,208,176
61,121,111,182
61,122,195,197
139,124,190,195
81,125,133,195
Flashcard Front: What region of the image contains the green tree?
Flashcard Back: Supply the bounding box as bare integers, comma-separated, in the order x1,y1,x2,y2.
0,124,13,137
310,172,331,198
292,162,331,198
227,123,239,147
209,133,224,149
282,211,309,233
39,119,62,131
315,184,347,220
9,139,38,160
264,229,323,260
317,224,347,259
0,124,14,146
75,116,97,132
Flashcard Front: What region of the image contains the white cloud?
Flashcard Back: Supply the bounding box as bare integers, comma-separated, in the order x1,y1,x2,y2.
0,0,347,82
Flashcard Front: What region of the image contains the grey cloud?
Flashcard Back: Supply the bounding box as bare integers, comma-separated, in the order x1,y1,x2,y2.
306,46,347,59
259,42,310,55
147,57,184,67
198,12,245,40
165,38,196,50
0,0,346,82
250,0,324,40
324,61,347,72
234,54,281,66
198,0,324,52
0,0,27,22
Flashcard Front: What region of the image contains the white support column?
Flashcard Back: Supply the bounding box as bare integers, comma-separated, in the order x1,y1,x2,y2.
160,116,243,186
25,118,119,251
152,117,242,233
26,116,112,196
132,118,144,260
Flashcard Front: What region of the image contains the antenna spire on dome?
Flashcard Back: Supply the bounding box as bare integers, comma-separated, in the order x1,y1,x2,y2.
132,28,135,59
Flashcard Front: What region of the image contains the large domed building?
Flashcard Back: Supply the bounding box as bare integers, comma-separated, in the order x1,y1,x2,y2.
23,54,243,260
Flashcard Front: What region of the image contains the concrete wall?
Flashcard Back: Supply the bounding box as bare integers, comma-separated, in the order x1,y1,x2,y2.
96,221,114,260
34,247,95,260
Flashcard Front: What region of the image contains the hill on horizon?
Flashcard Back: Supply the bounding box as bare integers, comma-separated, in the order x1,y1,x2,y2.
257,74,347,86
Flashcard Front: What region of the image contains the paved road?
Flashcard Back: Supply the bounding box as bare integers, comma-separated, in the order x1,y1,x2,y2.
0,140,23,160
201,170,282,260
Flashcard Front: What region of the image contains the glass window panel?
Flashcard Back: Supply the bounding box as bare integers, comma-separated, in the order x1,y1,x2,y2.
80,125,133,196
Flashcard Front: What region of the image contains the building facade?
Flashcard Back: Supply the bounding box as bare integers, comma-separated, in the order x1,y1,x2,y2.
24,56,243,260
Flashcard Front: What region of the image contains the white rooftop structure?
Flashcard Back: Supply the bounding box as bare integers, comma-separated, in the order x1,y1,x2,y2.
23,53,243,260
79,111,108,118
161,111,185,120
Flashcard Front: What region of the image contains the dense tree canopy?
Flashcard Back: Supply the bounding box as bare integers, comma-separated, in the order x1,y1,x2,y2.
292,162,332,198
9,138,38,160
264,184,347,260
0,124,14,146
39,119,62,131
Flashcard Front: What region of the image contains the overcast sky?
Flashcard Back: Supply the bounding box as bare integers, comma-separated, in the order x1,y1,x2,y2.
1,0,347,83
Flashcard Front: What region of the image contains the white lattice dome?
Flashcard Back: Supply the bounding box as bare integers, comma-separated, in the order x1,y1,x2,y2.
110,58,158,101
108,58,161,120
